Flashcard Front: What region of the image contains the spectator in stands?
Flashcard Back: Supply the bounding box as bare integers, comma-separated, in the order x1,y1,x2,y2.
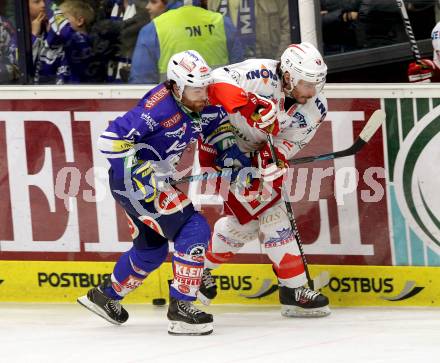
0,6,18,83
406,1,437,40
129,0,243,84
320,0,359,55
207,0,290,59
30,0,66,84
145,0,170,19
355,1,407,49
407,21,440,82
42,0,101,83
104,0,150,82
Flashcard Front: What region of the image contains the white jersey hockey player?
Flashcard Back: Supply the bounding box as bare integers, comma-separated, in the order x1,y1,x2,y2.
200,42,331,317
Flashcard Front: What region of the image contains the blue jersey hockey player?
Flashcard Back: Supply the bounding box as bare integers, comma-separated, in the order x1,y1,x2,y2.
77,50,250,336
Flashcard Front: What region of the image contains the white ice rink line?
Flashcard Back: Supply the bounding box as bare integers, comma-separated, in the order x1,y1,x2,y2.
1,304,439,363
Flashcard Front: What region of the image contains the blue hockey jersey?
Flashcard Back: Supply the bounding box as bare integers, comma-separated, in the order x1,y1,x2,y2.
98,83,234,179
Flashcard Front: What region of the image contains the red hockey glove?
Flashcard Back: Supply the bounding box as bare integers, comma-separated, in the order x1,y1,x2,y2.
238,93,277,129
254,143,288,183
407,59,435,83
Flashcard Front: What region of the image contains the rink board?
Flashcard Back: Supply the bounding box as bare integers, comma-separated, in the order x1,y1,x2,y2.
1,261,439,307
1,85,440,307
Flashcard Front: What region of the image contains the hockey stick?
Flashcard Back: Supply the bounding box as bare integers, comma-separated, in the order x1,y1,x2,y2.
266,131,315,290
168,109,385,186
290,109,385,165
396,0,422,62
266,109,384,290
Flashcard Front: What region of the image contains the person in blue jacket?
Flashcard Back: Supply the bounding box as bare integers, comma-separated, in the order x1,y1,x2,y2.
77,49,250,336
129,0,243,84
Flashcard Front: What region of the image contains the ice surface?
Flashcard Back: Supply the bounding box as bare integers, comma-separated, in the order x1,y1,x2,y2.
1,304,439,363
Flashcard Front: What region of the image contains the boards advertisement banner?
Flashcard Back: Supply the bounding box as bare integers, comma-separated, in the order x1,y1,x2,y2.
0,85,439,304
1,261,438,306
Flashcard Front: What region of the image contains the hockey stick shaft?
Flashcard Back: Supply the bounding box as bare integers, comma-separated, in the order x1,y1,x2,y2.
168,168,235,186
396,0,422,61
266,132,314,290
169,110,385,186
291,109,385,164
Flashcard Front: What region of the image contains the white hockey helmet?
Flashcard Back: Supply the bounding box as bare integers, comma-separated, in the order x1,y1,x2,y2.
167,50,213,100
280,42,327,92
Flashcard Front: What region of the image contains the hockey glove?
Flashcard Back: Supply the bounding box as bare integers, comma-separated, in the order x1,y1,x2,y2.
215,144,251,170
238,92,277,129
255,143,288,183
407,59,435,83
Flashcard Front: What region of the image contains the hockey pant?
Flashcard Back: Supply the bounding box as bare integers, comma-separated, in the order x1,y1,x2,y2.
205,200,307,288
103,172,211,301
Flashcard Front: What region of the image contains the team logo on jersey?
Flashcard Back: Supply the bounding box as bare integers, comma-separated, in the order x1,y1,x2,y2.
245,65,278,83
140,112,158,131
201,112,222,125
165,122,187,139
291,111,308,128
154,190,191,215
144,86,169,109
161,112,182,128
394,106,440,253
165,140,187,153
315,97,327,120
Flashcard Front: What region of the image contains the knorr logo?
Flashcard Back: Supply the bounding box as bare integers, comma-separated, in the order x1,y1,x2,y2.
394,105,440,252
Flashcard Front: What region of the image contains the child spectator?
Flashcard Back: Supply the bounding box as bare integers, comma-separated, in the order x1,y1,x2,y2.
29,0,64,84
45,0,104,83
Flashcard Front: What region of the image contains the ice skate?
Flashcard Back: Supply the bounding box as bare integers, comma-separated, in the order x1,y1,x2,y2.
279,285,330,317
77,279,128,325
197,268,217,306
167,296,213,335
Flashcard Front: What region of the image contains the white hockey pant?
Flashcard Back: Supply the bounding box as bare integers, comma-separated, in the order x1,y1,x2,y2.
206,200,307,288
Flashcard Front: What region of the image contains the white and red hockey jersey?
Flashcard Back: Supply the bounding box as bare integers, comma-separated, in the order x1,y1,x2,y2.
208,58,328,160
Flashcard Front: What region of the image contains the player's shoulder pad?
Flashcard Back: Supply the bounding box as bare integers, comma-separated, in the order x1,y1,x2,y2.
137,85,182,129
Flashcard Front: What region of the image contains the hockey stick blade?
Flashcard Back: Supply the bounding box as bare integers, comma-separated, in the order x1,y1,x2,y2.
359,109,386,143
292,108,385,164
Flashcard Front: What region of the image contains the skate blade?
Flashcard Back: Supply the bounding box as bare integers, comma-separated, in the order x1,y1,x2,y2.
196,291,212,306
77,295,122,326
168,321,213,336
281,304,331,318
